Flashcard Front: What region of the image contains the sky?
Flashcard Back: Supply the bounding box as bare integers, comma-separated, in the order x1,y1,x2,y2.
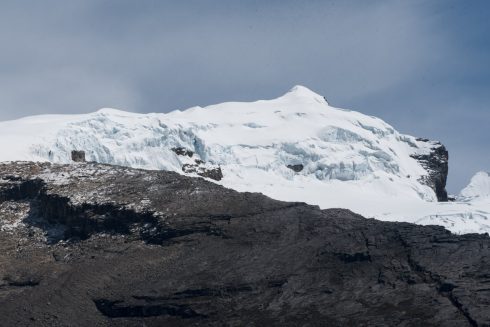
0,0,488,193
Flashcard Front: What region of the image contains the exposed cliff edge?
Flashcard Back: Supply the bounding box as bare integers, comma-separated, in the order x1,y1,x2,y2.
410,139,449,201
0,162,488,326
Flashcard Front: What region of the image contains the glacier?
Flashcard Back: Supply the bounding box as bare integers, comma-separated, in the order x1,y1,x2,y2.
0,85,488,234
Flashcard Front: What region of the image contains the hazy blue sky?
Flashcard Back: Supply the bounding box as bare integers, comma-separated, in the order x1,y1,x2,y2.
0,0,488,192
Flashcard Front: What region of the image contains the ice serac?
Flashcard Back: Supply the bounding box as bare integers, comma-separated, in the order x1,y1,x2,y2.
410,138,449,201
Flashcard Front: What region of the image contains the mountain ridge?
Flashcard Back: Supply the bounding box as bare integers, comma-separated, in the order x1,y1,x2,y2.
0,161,489,326
0,86,488,234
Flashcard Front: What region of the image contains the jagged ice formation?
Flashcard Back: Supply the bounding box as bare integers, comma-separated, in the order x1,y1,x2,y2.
0,86,487,234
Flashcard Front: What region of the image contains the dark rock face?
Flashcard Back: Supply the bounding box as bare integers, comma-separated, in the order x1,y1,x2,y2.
71,150,86,162
287,164,304,172
411,139,449,201
172,146,223,181
0,162,489,326
182,163,223,181
171,147,194,157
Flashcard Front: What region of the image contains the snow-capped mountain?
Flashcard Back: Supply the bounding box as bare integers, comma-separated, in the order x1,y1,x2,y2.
0,85,488,234
459,171,490,200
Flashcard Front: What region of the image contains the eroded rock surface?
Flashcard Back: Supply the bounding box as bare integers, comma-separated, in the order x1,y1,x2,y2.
286,164,304,172
411,139,449,201
71,150,86,163
172,147,223,181
0,161,488,326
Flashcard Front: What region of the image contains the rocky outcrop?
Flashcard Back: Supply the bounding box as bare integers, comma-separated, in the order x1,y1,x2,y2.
181,163,223,181
286,164,304,172
171,147,194,157
411,139,449,201
71,150,86,162
0,162,489,326
172,147,223,181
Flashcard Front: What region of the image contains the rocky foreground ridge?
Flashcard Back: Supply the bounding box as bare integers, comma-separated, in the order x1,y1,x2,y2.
0,162,489,326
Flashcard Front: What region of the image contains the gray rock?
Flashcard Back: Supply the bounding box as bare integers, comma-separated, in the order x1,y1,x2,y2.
171,147,194,157
0,161,488,326
71,150,86,162
182,163,223,181
172,146,223,181
411,139,449,201
287,164,304,172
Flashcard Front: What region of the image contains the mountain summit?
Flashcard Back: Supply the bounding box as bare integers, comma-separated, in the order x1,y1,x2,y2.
460,171,490,200
279,85,328,103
